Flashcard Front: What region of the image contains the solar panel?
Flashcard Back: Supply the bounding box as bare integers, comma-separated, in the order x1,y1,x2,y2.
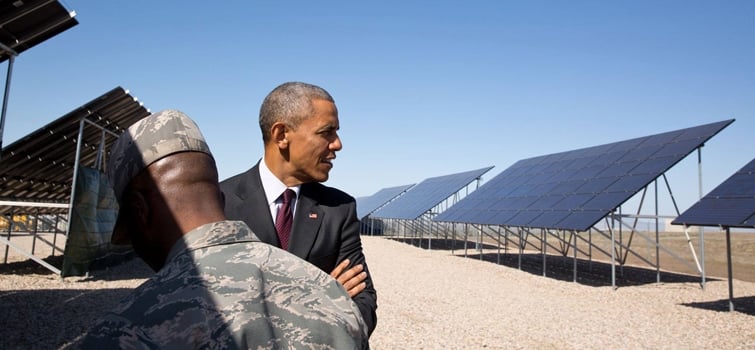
370,166,494,220
356,184,414,219
672,158,755,228
434,119,734,231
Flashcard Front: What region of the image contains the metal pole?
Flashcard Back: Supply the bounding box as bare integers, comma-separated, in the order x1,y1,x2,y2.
65,118,87,239
589,228,593,270
463,223,469,258
542,228,547,277
427,215,432,250
698,148,706,289
609,216,616,290
518,227,522,270
573,231,577,283
3,211,12,264
478,224,483,261
0,54,15,158
52,215,60,256
451,222,455,254
504,225,509,258
655,179,660,283
497,225,501,264
619,206,624,277
31,209,39,254
725,227,734,312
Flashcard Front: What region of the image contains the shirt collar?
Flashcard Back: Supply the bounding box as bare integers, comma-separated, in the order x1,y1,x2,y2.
260,157,300,204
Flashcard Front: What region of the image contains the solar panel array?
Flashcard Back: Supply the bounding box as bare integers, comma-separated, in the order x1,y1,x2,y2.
672,158,755,228
433,119,734,231
356,184,415,219
370,166,494,220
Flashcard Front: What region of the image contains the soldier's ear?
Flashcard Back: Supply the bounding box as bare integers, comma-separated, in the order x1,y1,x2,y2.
128,191,150,230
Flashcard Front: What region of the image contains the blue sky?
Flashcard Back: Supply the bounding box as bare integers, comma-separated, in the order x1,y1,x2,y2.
3,1,754,215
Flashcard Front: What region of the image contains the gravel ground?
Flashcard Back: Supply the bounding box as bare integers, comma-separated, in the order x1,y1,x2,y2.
1,235,754,349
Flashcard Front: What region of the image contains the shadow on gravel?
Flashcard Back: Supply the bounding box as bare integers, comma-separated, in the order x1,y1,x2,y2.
0,255,65,275
388,237,715,288
0,288,135,349
682,296,755,316
0,253,152,281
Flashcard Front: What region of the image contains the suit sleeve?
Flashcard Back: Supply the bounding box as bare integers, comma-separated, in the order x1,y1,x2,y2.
339,200,378,336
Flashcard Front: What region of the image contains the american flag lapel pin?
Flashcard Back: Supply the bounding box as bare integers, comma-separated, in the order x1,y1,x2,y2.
309,212,318,219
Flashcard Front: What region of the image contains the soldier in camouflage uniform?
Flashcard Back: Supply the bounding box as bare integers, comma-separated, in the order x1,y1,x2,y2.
79,110,369,349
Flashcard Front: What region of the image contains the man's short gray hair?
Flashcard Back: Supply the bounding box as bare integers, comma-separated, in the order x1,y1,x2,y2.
259,82,335,143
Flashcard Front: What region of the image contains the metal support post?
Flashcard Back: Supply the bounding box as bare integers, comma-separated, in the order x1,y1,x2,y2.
0,54,15,157
725,227,734,312
698,148,706,289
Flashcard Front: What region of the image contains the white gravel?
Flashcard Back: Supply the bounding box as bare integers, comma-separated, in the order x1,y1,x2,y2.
1,235,753,349
364,236,755,349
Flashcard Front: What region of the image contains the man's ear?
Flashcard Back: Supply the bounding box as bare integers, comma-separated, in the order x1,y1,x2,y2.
271,122,289,149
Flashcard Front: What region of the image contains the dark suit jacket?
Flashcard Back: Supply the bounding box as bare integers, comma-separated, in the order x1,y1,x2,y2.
220,162,377,335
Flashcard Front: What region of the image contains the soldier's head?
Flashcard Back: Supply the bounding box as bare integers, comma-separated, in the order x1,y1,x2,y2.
107,110,225,271
258,82,343,186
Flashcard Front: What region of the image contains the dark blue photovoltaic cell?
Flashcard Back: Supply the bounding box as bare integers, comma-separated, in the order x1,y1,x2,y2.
507,211,543,227
673,158,755,228
575,177,617,194
581,192,633,211
605,173,657,193
528,195,566,210
616,146,660,163
605,138,645,153
640,129,684,147
676,121,732,140
564,157,594,171
549,180,587,195
652,138,704,158
556,211,611,231
630,156,677,175
568,165,609,181
591,150,629,166
356,184,415,219
371,166,494,220
597,160,641,177
533,211,572,227
435,119,734,231
707,172,755,198
552,194,594,210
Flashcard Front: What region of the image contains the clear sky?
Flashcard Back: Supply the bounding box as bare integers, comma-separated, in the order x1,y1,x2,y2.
3,1,754,215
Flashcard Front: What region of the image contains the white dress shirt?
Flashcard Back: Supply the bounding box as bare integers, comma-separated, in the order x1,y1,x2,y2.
259,158,300,224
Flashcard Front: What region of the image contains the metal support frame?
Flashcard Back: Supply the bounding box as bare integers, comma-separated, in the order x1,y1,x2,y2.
1,117,119,274
432,165,707,289
372,146,712,294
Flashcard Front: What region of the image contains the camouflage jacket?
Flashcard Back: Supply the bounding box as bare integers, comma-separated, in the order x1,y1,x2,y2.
79,220,369,349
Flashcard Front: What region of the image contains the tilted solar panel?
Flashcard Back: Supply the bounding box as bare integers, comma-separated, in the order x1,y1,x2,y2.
433,119,734,231
356,184,415,219
370,166,494,220
672,158,755,228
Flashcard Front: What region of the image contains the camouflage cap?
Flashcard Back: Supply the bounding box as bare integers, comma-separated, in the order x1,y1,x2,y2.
107,110,213,245
107,109,213,202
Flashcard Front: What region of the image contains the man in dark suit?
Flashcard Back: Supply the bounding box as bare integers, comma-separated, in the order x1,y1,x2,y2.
220,82,377,336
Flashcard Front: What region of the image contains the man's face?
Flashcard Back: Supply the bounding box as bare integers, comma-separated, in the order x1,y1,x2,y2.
286,99,342,184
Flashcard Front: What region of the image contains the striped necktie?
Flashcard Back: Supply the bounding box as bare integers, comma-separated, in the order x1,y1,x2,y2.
275,189,295,250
